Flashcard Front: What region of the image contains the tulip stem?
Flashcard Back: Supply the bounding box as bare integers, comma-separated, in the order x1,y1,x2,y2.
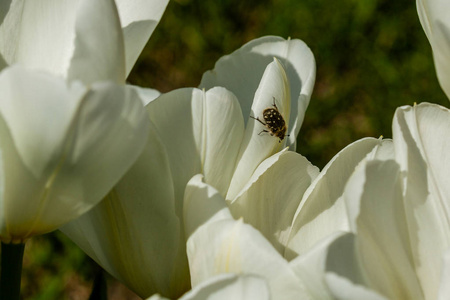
89,269,107,300
0,242,25,300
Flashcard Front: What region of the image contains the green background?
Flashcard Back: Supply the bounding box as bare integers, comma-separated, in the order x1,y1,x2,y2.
20,0,450,298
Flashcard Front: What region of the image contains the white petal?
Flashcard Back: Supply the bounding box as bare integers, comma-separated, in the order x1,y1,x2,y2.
0,0,78,76
430,22,450,101
179,274,270,300
147,88,202,213
0,66,149,241
0,66,84,178
417,0,436,43
68,0,126,84
61,123,189,299
393,103,450,299
285,137,383,259
148,88,244,200
437,250,450,300
417,0,450,100
115,0,169,76
0,52,6,71
250,58,290,126
0,1,11,25
184,176,310,299
200,36,315,149
344,159,423,299
365,138,395,161
321,233,389,300
202,88,245,197
226,59,290,201
183,174,232,239
0,0,128,82
130,85,161,105
229,150,319,254
394,103,450,216
45,82,149,217
325,274,388,300
146,295,170,300
289,231,346,300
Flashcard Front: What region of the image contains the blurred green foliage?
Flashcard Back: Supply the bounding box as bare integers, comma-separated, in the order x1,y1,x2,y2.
20,232,95,299
17,0,449,298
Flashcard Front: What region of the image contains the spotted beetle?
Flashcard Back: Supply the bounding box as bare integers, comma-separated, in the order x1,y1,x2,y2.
250,97,289,143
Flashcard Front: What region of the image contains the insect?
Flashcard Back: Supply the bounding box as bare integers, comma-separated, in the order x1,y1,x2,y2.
250,97,289,143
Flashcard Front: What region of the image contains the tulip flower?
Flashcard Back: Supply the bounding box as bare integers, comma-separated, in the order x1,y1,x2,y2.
0,0,171,238
0,1,168,298
0,65,150,300
417,0,450,101
312,103,450,300
0,65,149,242
181,174,347,300
61,36,322,298
62,34,395,298
0,0,170,241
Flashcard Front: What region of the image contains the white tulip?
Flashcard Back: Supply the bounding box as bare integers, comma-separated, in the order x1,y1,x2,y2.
61,36,320,298
61,35,395,299
320,103,450,300
0,0,169,241
61,36,401,298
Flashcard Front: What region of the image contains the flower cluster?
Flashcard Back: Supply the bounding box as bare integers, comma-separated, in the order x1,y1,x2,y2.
0,0,448,299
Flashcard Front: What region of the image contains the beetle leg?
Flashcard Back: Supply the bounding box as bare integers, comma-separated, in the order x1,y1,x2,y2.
258,129,269,136
250,115,266,125
272,97,279,110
